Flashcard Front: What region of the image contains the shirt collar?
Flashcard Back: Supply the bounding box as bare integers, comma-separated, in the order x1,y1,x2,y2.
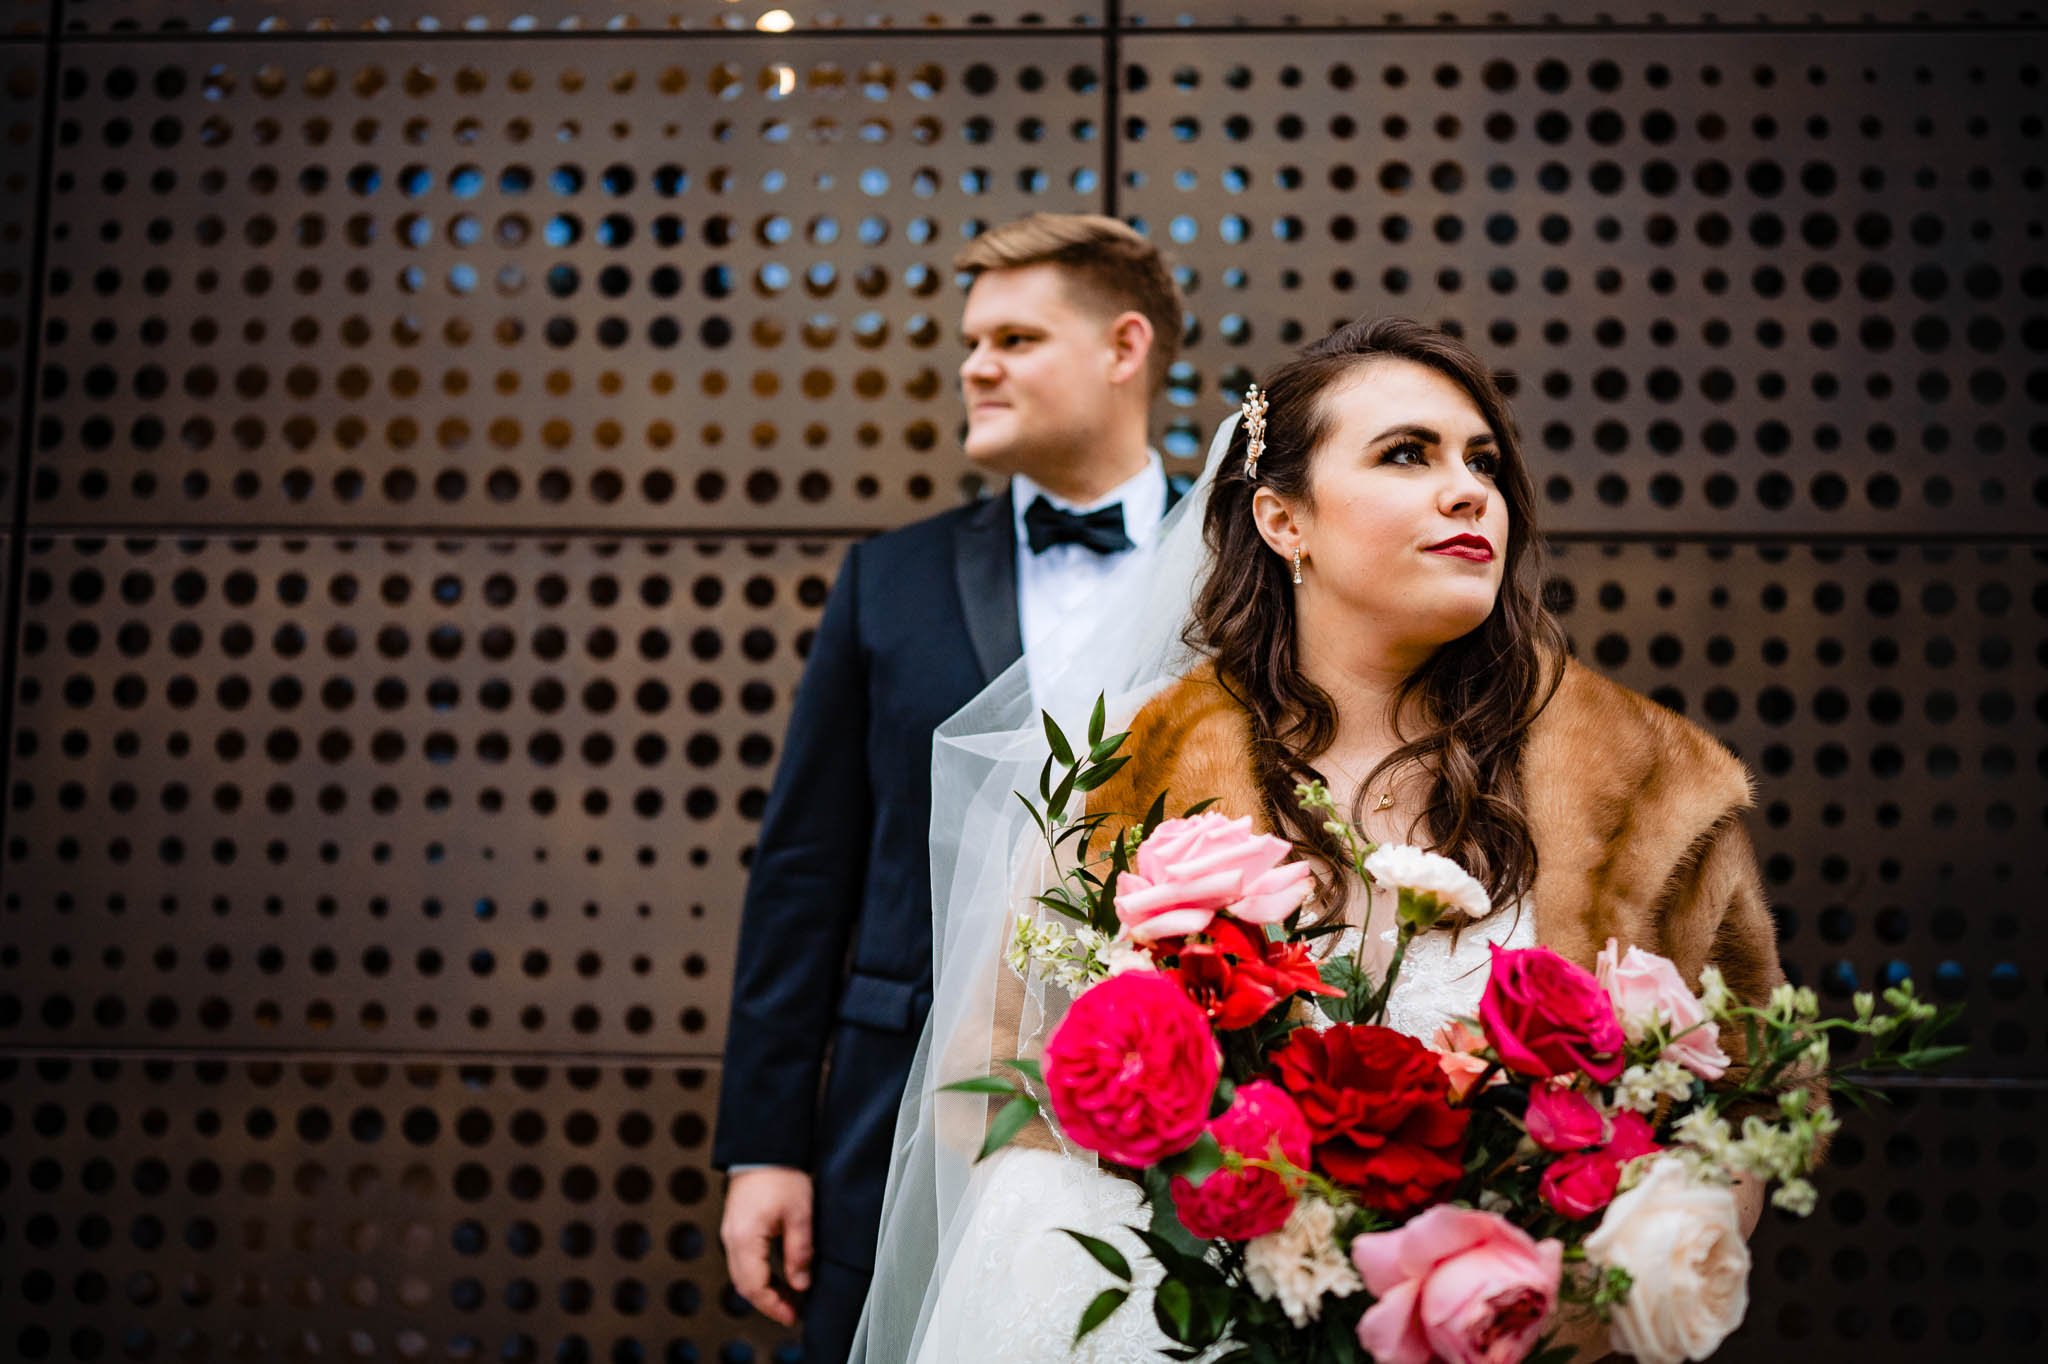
1011,450,1167,550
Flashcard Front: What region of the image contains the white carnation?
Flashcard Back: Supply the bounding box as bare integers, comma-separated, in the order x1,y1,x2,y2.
1243,1197,1361,1327
1612,1061,1690,1114
1361,844,1491,920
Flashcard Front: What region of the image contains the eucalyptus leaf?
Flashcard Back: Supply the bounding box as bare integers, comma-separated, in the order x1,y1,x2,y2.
977,1096,1040,1163
1059,1229,1133,1283
1075,1287,1128,1343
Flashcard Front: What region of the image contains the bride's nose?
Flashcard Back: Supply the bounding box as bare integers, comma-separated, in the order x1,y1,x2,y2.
1438,463,1490,520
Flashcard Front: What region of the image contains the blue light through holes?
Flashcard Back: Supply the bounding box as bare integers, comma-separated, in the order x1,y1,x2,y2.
1880,959,1914,989
550,165,584,195
602,164,635,195
450,216,482,247
1822,959,1860,995
596,214,633,247
1072,168,1100,194
1222,166,1250,193
860,168,890,196
807,262,837,293
1163,421,1200,459
759,262,791,294
759,216,792,246
809,216,840,246
500,165,533,194
1989,961,2021,1000
1175,169,1198,191
398,266,427,294
652,165,687,196
448,264,477,295
402,216,433,248
1220,214,1249,244
399,166,432,197
762,169,788,193
544,215,580,248
906,218,935,245
1169,215,1197,244
859,216,889,246
1166,361,1200,407
449,166,484,198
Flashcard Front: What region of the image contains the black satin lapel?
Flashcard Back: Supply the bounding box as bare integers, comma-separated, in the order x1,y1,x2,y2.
953,488,1024,684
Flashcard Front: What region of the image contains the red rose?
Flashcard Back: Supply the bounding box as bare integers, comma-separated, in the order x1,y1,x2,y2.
1269,1023,1470,1216
1538,1111,1662,1218
1478,944,1627,1084
1164,917,1341,1031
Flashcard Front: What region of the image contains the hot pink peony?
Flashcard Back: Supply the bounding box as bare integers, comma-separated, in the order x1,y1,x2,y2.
1523,1083,1607,1153
1169,1080,1311,1240
1538,1111,1663,1218
1353,1205,1564,1364
1114,812,1314,943
1479,944,1626,1083
1596,938,1731,1081
1042,970,1221,1167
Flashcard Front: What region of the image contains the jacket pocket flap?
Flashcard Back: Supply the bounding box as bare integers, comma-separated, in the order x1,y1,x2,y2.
836,972,922,1033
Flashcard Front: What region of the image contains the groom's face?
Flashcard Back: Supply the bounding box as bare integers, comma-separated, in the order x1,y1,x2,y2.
957,263,1128,480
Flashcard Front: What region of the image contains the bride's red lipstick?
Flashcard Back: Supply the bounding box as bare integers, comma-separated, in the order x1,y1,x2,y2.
1425,533,1494,563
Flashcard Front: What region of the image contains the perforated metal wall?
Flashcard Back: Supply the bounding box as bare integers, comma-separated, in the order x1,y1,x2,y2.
1,6,2042,1363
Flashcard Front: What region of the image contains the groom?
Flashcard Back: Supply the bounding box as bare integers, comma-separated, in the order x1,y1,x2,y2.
714,213,1189,1362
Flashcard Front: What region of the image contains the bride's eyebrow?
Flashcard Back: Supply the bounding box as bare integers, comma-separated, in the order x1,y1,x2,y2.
1367,423,1497,449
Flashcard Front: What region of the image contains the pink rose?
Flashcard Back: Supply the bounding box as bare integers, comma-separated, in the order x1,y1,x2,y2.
1169,1080,1311,1240
1427,1019,1502,1103
1353,1205,1564,1364
1043,970,1221,1167
1478,945,1626,1084
1596,938,1731,1081
1115,812,1314,943
1538,1111,1662,1218
1523,1083,1606,1154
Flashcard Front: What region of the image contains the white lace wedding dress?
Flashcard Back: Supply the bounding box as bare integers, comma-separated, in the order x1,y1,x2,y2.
912,908,1538,1362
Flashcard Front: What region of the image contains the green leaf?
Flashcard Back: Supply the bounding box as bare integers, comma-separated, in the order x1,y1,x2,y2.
1038,752,1057,803
1139,1172,1211,1260
1900,1045,1968,1069
1141,789,1170,839
1527,1343,1579,1364
1073,754,1131,792
938,1075,1017,1096
1088,731,1131,763
1162,1130,1226,1188
1013,790,1049,837
1075,1287,1128,1343
1060,1228,1134,1283
1031,893,1089,923
977,1096,1040,1163
1152,1277,1194,1342
1049,766,1080,821
1087,693,1107,748
1044,711,1076,768
1182,796,1220,817
1006,1057,1044,1086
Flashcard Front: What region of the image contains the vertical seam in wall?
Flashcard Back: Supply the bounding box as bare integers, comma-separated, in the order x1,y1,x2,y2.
1103,1,1121,218
0,3,63,874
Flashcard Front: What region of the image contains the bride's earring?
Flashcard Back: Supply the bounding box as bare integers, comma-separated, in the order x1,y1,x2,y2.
1291,547,1304,586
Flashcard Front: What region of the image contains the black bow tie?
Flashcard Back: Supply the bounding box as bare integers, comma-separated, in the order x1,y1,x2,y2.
1022,495,1133,556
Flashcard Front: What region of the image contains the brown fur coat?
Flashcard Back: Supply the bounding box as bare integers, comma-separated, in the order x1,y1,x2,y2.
1084,658,1787,1016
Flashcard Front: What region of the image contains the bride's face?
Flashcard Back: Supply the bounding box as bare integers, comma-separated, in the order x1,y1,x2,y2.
1256,358,1510,658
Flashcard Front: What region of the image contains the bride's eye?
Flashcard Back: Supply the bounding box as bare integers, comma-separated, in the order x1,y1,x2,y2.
1467,449,1501,477
1380,440,1428,466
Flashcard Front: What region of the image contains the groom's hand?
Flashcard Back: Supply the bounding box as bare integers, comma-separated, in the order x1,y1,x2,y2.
721,1166,814,1327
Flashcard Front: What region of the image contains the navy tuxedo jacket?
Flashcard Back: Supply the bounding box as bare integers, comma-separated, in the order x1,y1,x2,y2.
712,476,1187,1285
711,489,1027,1277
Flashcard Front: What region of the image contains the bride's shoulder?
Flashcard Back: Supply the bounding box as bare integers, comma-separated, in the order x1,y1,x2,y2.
1527,659,1753,815
1086,662,1265,825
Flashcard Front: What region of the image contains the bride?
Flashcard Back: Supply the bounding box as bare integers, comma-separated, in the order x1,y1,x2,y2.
854,317,1785,1362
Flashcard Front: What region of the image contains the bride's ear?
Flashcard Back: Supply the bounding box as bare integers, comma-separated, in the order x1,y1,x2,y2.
1249,485,1304,564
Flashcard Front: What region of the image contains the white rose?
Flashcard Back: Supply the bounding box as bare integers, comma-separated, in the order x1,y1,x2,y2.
1583,1157,1750,1364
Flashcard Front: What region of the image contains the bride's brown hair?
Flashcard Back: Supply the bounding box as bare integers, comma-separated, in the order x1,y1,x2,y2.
1188,317,1567,919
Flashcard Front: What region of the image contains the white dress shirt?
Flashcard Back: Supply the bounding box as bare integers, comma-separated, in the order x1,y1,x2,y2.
1012,451,1169,711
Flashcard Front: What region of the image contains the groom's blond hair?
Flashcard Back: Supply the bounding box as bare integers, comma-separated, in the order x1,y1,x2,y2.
954,213,1184,396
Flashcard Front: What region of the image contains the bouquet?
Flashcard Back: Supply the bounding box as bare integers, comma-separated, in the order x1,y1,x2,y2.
945,701,1964,1363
